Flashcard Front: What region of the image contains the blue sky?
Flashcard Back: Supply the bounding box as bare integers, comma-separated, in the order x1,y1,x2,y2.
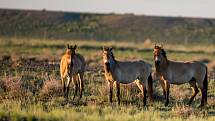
0,0,215,18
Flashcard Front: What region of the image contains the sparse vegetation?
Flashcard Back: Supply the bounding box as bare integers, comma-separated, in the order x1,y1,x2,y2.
0,38,214,120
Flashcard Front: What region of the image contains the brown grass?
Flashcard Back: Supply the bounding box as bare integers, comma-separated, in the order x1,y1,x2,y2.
207,61,215,71
39,78,61,100
0,76,25,99
173,104,195,117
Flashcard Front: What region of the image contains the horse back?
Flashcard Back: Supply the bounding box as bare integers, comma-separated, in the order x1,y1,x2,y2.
191,61,207,80
114,60,151,83
167,60,206,84
118,60,150,72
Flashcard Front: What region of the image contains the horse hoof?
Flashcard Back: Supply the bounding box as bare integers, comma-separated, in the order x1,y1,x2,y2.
118,102,120,105
63,95,66,98
187,103,191,106
165,102,169,106
198,104,204,108
65,98,69,103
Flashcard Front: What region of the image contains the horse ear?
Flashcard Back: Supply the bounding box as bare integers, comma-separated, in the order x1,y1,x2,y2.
109,47,113,51
154,43,157,48
73,45,77,50
102,46,105,51
103,46,110,51
67,44,70,49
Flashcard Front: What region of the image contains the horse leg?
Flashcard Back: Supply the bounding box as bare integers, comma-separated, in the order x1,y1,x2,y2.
204,72,208,106
197,72,207,107
188,79,199,106
143,85,147,106
164,80,170,106
66,76,71,100
76,75,80,99
116,82,120,105
72,77,78,101
61,77,66,97
200,87,205,107
108,81,113,103
147,73,153,101
159,80,166,99
78,73,84,99
201,69,208,106
136,80,147,106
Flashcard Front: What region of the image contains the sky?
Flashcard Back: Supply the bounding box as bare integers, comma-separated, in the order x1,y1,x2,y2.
0,0,215,18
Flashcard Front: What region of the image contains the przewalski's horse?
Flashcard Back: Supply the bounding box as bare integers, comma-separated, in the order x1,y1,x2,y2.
102,47,153,106
153,45,208,107
60,44,86,100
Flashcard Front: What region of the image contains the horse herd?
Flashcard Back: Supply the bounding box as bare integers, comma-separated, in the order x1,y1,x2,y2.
60,44,208,107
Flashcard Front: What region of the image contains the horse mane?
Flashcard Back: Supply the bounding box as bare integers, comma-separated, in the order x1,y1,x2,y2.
110,51,117,63
161,49,167,59
154,48,168,74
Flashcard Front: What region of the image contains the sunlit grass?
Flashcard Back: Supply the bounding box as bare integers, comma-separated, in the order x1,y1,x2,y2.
0,37,214,121
0,100,214,121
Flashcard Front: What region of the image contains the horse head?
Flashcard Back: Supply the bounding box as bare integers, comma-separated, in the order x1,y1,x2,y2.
102,46,115,67
153,44,167,66
66,44,78,75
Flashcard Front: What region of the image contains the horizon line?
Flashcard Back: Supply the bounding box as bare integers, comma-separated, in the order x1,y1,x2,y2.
1,7,215,20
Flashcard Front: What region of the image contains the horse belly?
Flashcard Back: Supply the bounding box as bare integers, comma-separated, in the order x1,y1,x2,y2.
170,75,192,85
117,72,136,84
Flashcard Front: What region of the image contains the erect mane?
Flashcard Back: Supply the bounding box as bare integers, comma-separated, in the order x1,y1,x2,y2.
110,51,117,62
161,49,167,59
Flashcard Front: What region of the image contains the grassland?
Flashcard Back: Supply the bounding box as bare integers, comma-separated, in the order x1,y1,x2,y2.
0,37,214,121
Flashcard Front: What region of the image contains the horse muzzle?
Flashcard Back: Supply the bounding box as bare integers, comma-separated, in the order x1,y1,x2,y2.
105,62,110,66
155,60,161,65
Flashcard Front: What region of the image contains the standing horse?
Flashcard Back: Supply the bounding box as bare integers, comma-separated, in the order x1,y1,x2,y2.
60,44,86,100
153,45,207,107
102,47,153,106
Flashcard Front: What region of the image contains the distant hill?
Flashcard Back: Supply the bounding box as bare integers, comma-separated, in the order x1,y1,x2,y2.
0,8,215,44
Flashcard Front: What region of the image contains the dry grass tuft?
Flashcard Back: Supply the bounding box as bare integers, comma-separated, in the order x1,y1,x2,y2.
173,104,194,117
0,76,25,99
39,78,61,100
207,61,215,71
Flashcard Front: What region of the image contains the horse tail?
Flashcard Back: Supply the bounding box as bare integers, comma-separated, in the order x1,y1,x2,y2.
203,66,208,104
147,73,153,101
